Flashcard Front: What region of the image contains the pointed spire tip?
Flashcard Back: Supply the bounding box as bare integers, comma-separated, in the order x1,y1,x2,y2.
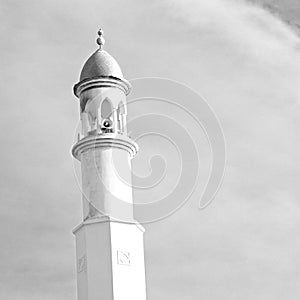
96,28,105,50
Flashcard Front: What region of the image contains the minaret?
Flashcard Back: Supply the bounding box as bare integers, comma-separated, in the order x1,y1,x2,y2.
72,29,147,300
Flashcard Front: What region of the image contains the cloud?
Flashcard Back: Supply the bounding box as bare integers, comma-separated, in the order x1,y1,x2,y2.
141,0,300,298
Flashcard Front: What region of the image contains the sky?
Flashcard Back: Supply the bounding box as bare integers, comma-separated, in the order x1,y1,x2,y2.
0,0,299,299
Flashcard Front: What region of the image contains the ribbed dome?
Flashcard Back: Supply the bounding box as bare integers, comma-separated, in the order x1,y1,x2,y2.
74,29,131,97
79,50,124,81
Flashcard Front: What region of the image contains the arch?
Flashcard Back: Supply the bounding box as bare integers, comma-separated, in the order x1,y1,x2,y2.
118,101,126,115
101,98,113,119
117,101,127,133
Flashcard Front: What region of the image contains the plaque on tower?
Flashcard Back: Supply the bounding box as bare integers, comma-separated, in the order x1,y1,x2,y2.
117,250,131,266
77,255,87,273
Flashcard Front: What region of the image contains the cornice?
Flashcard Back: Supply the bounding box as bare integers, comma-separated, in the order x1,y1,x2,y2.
72,133,138,160
73,76,131,97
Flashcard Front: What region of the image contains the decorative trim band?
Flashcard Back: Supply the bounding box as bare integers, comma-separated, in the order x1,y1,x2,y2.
73,76,131,97
72,216,145,235
72,133,138,160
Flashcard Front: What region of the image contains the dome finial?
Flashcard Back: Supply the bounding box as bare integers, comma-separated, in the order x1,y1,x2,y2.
96,28,105,50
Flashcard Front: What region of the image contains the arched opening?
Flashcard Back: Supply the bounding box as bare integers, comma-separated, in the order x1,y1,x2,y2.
101,98,113,119
99,98,114,133
117,101,127,134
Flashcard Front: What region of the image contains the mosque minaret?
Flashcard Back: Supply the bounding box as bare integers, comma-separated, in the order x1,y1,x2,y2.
72,29,147,300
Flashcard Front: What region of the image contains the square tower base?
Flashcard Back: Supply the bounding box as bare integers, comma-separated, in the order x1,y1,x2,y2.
73,218,147,300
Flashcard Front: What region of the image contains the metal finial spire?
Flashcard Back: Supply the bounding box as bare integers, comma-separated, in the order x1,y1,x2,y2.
96,28,105,50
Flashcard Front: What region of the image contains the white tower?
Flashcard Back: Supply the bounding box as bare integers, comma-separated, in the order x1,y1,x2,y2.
72,29,147,300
